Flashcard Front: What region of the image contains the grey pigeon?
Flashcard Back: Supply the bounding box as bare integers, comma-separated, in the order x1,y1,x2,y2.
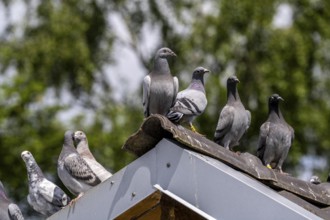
73,130,112,182
21,151,70,217
257,94,294,173
143,47,179,117
214,76,251,150
167,67,209,132
0,181,24,220
57,130,101,199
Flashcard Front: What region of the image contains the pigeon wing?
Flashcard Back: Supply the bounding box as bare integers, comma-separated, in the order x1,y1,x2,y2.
256,122,270,159
64,154,101,186
246,110,251,130
172,76,179,107
142,75,151,117
214,105,235,139
38,179,69,206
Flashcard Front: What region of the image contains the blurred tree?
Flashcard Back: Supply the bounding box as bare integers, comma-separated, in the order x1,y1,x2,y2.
0,0,330,218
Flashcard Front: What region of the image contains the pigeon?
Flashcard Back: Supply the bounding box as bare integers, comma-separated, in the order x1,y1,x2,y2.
57,130,101,200
214,76,251,150
166,67,209,132
310,175,321,185
73,130,112,182
310,173,330,194
256,94,294,173
21,151,70,217
143,47,179,117
0,181,24,220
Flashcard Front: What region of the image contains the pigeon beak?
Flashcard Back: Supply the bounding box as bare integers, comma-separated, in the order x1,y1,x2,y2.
279,96,284,101
171,51,177,57
204,68,210,73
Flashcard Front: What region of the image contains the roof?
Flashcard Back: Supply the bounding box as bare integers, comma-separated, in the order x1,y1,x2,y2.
123,115,330,219
48,115,330,220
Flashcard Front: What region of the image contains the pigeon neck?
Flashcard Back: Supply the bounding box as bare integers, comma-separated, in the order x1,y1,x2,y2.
26,159,44,185
327,174,330,182
76,140,96,160
189,75,205,92
63,135,76,153
227,83,240,103
153,57,170,75
269,102,283,121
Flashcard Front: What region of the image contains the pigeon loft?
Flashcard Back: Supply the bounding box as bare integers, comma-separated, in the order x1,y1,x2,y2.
49,115,330,220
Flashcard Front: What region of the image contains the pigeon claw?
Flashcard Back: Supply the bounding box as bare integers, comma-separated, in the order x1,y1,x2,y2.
190,124,197,133
69,193,84,206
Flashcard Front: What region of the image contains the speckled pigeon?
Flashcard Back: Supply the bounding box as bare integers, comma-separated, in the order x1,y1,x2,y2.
21,151,70,217
0,181,24,220
57,130,101,200
143,47,179,117
214,76,251,150
167,67,209,132
73,130,112,182
257,94,294,173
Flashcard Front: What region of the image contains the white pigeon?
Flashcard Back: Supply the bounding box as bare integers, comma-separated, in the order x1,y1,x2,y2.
21,151,70,217
73,130,112,182
57,130,101,201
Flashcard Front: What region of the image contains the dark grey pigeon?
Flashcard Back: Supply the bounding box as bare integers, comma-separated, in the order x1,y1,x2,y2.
0,181,24,220
167,67,209,132
143,47,179,117
73,130,112,182
21,151,70,217
57,130,101,200
257,94,294,173
214,76,251,150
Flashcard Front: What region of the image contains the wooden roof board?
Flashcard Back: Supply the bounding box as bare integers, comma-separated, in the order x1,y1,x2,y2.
122,114,330,214
114,190,208,220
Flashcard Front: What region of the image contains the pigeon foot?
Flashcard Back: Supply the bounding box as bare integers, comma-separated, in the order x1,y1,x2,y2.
69,193,84,206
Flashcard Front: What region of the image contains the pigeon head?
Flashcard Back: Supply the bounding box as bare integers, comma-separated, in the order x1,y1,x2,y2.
226,76,240,101
269,94,284,104
310,175,321,185
63,130,75,145
73,130,87,145
268,94,284,118
156,47,176,59
227,75,240,85
21,151,35,166
192,67,209,80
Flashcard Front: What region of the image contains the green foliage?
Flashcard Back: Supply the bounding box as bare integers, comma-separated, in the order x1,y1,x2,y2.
1,0,330,218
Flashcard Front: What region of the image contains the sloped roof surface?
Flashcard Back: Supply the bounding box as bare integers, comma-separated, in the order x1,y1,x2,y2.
123,115,330,219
